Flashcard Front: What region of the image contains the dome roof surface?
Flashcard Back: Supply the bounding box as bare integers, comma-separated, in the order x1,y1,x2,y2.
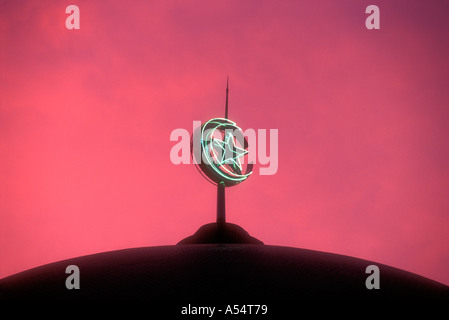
1,223,448,301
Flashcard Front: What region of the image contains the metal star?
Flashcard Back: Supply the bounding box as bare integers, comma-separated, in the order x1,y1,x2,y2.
212,132,248,173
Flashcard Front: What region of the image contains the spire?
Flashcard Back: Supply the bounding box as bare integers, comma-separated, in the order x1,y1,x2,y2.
225,76,229,119
218,77,229,225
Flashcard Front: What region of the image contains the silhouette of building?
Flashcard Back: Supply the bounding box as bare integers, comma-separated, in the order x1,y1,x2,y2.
1,222,448,302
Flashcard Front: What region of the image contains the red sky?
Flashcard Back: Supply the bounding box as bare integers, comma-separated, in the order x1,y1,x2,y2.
1,0,449,286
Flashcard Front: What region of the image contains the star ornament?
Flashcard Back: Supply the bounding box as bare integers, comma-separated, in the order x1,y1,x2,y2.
197,118,253,186
211,132,248,175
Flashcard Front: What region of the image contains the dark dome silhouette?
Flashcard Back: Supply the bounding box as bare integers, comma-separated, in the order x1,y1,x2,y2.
1,222,448,301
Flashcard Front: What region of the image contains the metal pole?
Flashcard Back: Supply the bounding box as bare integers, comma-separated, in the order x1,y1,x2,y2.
218,78,228,226
217,181,226,225
225,76,229,119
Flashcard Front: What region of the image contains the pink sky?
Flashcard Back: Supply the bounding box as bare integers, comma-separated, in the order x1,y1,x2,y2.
1,1,449,286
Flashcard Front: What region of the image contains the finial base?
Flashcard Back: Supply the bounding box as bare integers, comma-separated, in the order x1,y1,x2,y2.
177,222,264,245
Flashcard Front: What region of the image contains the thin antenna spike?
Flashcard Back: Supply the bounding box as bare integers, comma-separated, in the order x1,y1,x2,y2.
218,77,229,225
225,77,229,119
